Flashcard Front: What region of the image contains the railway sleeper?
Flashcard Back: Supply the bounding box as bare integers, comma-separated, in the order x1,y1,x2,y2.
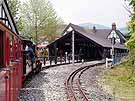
81,88,87,91
84,92,90,95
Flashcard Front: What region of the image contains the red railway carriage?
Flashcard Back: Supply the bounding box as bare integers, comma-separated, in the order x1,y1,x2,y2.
0,21,23,101
0,23,42,101
0,0,23,100
0,0,42,101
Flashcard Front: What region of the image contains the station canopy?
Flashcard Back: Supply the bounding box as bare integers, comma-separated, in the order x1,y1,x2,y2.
48,23,126,50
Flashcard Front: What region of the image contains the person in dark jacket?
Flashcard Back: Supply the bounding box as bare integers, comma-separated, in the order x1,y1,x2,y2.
27,44,35,63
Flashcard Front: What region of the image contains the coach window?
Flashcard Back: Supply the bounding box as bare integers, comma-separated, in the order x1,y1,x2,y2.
16,40,19,59
0,30,3,67
10,35,14,64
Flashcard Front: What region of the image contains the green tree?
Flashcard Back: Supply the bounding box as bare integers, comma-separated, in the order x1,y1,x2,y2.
20,0,63,44
125,0,135,50
8,0,23,32
125,0,135,76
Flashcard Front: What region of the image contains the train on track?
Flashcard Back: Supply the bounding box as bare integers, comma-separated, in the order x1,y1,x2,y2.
0,21,42,101
0,0,42,101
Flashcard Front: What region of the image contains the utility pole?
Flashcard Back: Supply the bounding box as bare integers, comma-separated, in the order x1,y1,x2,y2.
72,30,75,65
112,37,115,65
111,23,116,65
111,32,115,65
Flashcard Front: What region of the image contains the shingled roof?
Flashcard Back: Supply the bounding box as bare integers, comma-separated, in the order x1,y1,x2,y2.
48,23,127,49
68,23,126,49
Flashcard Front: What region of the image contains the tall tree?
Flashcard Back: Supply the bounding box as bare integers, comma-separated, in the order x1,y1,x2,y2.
8,0,23,32
125,0,135,49
20,0,63,43
125,0,135,76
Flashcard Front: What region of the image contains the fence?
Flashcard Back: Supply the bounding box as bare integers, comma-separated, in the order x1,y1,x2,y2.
38,55,82,66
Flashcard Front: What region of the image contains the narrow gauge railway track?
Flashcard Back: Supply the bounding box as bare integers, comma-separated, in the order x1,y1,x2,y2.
65,62,104,101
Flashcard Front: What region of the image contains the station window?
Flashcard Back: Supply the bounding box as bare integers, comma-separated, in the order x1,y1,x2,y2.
0,30,3,67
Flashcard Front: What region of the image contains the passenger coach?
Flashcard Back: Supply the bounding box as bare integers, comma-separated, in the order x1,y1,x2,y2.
0,0,42,101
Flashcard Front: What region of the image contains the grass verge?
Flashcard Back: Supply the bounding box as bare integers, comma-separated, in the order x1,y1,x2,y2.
101,61,135,101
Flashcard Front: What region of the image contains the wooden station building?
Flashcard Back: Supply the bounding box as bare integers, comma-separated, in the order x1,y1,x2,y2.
47,23,127,62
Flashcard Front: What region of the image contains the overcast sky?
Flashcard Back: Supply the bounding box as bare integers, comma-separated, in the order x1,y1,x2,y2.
50,0,130,28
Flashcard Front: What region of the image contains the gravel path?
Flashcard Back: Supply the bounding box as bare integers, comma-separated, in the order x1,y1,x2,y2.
18,61,100,101
80,65,115,101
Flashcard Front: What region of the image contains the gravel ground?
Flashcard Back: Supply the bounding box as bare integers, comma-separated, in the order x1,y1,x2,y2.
18,61,100,101
80,65,115,101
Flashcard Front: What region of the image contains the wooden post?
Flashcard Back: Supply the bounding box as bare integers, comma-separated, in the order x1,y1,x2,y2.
54,44,57,64
72,31,75,65
44,57,45,65
65,52,67,63
112,37,115,65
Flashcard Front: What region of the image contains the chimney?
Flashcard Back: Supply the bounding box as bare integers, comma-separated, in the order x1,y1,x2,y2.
93,26,96,33
112,22,116,30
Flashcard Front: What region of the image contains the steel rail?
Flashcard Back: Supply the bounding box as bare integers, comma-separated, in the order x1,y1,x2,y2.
65,62,104,101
